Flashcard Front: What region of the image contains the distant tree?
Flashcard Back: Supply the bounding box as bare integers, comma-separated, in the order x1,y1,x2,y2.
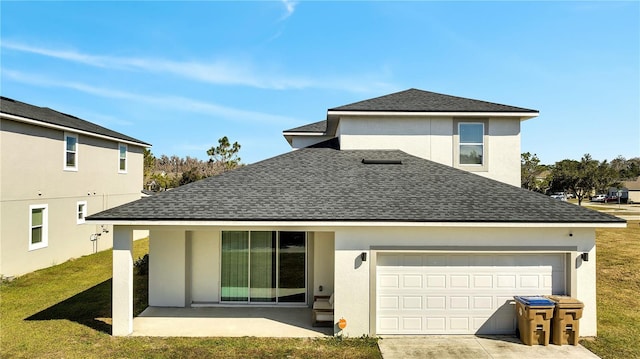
628,157,640,179
143,136,242,191
550,155,593,205
207,136,241,171
611,156,640,180
521,152,549,193
593,160,620,195
550,154,621,205
143,149,156,187
178,167,203,186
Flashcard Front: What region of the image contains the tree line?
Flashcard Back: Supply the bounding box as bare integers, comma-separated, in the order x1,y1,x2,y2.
521,153,640,205
144,136,241,191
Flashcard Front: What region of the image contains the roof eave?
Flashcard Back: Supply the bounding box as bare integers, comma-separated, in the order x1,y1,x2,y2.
86,219,626,228
327,110,539,120
1,112,151,147
282,131,326,136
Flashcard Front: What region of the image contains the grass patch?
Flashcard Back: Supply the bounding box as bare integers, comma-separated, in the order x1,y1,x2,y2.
4,222,637,358
0,238,380,358
581,220,640,359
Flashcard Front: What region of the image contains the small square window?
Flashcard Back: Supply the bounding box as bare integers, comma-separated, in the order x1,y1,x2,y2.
29,204,48,250
77,201,87,224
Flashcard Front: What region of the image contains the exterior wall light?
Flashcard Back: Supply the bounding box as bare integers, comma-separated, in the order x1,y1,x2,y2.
360,252,367,261
581,252,589,261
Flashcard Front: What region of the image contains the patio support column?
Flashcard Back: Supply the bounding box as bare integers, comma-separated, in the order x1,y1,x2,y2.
112,226,133,336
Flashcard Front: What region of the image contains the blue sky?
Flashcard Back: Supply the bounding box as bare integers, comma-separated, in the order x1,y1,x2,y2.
2,1,638,165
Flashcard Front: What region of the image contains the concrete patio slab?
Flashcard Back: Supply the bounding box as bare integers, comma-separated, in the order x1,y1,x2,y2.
378,336,600,359
132,307,333,337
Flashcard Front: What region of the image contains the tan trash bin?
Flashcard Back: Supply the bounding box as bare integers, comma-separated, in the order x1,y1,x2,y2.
514,296,555,346
546,295,584,346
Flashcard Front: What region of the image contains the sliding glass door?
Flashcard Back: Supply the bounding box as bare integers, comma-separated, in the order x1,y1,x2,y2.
220,231,249,301
278,232,306,303
221,231,306,304
250,231,277,302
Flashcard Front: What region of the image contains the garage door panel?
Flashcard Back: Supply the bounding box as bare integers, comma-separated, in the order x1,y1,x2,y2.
426,296,446,309
403,296,422,310
450,296,470,309
403,255,423,266
427,275,446,288
379,317,399,331
450,317,470,331
496,275,517,288
473,296,493,310
449,255,470,266
379,295,399,310
403,317,422,330
520,275,541,288
376,253,565,335
474,275,493,288
450,275,470,288
379,274,399,288
403,275,423,288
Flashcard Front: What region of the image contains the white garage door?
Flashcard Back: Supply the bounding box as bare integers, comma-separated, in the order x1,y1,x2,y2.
376,253,565,335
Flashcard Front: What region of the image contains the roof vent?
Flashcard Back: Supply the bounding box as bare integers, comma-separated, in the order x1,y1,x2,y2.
361,159,402,165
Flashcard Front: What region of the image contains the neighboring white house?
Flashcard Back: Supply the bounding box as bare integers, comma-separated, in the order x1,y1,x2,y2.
0,97,150,277
88,89,625,337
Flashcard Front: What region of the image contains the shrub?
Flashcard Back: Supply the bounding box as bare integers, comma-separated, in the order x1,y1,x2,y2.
134,254,149,275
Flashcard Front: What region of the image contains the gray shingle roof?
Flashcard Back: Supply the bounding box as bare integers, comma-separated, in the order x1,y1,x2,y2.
283,120,327,133
330,88,538,113
0,96,150,146
89,141,621,224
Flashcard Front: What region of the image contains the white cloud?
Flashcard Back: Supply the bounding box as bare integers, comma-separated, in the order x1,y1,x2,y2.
1,40,395,93
2,41,310,89
2,69,299,126
281,0,298,20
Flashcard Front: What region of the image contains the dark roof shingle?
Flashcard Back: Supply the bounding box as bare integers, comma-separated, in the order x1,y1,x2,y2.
330,88,538,113
283,120,327,133
0,96,150,146
89,145,621,224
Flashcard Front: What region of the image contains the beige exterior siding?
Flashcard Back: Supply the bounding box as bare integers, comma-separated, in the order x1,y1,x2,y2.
0,117,145,277
336,116,522,186
115,224,598,337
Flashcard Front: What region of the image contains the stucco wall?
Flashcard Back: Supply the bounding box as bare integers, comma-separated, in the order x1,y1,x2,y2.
313,232,335,296
149,229,186,307
332,226,597,337
148,229,335,306
336,116,522,187
190,230,220,303
1,118,145,277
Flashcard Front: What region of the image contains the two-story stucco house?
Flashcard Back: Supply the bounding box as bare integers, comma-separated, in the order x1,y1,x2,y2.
0,97,150,278
88,89,624,338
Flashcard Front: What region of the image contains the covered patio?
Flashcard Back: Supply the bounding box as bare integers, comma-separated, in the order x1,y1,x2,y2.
131,307,334,337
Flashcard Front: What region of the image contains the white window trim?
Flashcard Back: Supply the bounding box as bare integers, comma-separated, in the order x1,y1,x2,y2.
29,204,48,251
118,143,128,173
454,119,489,172
77,201,88,224
64,132,79,171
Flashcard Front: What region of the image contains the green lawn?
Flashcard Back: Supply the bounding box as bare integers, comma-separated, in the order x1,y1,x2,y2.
0,238,380,359
581,220,640,359
2,222,638,358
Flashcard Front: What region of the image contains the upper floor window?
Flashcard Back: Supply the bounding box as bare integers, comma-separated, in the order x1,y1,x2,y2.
64,133,78,171
458,122,484,165
77,201,87,224
29,204,48,251
118,143,127,173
